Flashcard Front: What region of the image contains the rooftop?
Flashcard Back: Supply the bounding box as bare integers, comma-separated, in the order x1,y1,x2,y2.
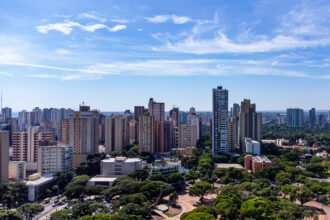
216,163,243,169
102,157,143,163
26,173,54,186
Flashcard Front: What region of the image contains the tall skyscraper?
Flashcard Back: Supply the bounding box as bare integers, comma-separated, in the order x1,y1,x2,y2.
0,131,9,183
239,99,262,149
138,113,155,153
134,106,145,121
309,108,316,128
105,115,128,153
319,114,327,128
148,98,165,123
68,105,99,167
231,103,240,118
287,108,303,127
60,119,70,145
212,86,228,155
1,107,12,121
228,117,237,151
170,107,179,127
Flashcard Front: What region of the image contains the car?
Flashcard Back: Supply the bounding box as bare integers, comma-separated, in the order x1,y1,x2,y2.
52,203,57,207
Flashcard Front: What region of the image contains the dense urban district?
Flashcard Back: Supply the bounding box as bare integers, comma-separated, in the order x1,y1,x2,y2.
0,86,329,220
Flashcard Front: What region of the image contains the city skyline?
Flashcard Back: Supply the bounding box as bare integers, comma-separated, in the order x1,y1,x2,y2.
1,0,330,111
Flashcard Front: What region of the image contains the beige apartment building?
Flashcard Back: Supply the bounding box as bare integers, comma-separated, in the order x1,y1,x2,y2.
138,113,155,153
105,115,128,153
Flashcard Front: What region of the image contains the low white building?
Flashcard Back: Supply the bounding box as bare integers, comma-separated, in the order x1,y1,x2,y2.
9,161,26,181
26,173,57,201
37,143,73,174
101,157,146,176
244,138,260,155
151,158,183,176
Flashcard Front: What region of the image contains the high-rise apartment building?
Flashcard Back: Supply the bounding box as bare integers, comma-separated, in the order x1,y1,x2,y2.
170,107,179,127
18,110,29,125
228,117,237,151
178,124,197,148
138,113,155,153
68,105,99,167
105,115,128,153
287,108,303,127
0,131,9,183
239,99,262,149
128,120,137,145
60,119,70,145
309,108,316,128
212,86,229,155
148,98,165,123
38,143,73,174
231,103,240,118
319,114,327,128
1,107,12,121
12,127,53,163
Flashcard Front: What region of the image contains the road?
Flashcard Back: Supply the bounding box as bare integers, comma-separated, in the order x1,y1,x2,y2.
33,197,67,220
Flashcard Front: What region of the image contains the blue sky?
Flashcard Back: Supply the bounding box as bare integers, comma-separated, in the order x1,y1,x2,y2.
0,0,330,111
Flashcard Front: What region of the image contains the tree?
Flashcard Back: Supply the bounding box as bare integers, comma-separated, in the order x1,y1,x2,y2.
80,213,123,220
297,187,314,206
221,168,249,184
185,170,199,184
167,173,184,186
128,169,149,181
240,197,275,219
0,208,22,220
215,193,241,219
50,209,71,220
72,201,109,218
17,203,44,219
10,182,28,206
169,191,178,206
119,203,153,218
181,206,217,220
197,156,214,178
149,173,168,182
189,181,215,204
64,184,85,201
139,152,155,163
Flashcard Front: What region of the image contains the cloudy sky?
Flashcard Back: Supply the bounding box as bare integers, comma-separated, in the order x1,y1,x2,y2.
1,0,330,111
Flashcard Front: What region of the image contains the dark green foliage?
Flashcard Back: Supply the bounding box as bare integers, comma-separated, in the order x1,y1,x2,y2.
189,181,215,204
0,208,23,220
50,209,71,220
17,203,44,219
240,197,276,219
72,201,109,218
181,206,216,220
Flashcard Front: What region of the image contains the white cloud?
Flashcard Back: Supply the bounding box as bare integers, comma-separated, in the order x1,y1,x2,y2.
0,71,14,76
36,21,126,34
55,48,71,55
161,33,330,54
78,13,106,23
3,59,329,80
146,15,192,24
110,18,129,24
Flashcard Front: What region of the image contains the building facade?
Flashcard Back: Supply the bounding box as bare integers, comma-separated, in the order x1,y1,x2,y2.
138,114,155,153
0,131,9,183
239,99,262,149
287,108,303,127
212,86,229,155
37,143,73,174
309,108,316,128
105,116,128,153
